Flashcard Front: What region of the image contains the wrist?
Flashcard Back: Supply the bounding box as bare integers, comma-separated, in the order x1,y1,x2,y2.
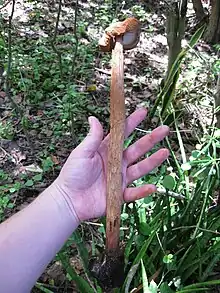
47,179,81,227
0,181,81,293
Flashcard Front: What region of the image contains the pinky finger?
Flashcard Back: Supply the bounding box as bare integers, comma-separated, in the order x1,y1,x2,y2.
124,184,157,203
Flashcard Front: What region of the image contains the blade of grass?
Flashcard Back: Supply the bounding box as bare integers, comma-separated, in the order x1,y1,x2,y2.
179,279,220,290
124,229,135,269
192,169,215,238
177,289,208,292
161,70,180,118
122,222,161,292
124,263,139,293
141,259,149,292
164,134,183,181
201,254,220,281
58,252,94,293
181,180,206,225
173,113,190,200
72,231,89,269
149,24,205,120
35,283,55,293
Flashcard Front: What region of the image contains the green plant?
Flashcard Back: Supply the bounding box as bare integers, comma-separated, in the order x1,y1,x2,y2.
0,121,14,139
149,25,206,122
141,259,158,293
41,157,54,173
0,170,8,181
0,195,14,220
131,5,150,22
54,84,89,140
118,124,220,292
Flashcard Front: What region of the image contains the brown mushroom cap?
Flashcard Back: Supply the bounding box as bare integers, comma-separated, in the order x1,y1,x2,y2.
99,17,141,52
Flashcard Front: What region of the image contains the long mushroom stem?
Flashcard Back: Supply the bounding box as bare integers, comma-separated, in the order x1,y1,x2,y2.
106,36,125,253
90,17,141,292
89,18,141,290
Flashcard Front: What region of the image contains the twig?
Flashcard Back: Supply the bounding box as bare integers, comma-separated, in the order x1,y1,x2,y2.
95,67,148,85
135,127,194,134
69,103,76,143
156,187,186,200
172,225,220,235
4,0,33,150
0,145,9,159
51,0,63,78
0,112,11,121
0,0,11,10
85,221,103,227
4,0,20,114
84,221,129,230
71,0,79,76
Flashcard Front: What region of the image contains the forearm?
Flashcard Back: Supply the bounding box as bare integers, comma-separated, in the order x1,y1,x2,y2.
0,182,80,293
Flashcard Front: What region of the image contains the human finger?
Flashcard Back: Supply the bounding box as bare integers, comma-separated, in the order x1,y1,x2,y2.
100,108,147,151
124,125,170,166
101,108,147,150
124,108,147,138
124,185,156,202
71,116,103,158
126,148,169,185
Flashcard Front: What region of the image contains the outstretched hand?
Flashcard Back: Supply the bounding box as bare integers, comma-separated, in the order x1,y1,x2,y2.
54,108,169,222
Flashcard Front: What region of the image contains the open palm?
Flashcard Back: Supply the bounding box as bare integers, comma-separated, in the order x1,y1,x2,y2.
55,108,169,221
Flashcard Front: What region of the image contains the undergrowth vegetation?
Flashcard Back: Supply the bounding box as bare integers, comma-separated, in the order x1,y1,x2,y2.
0,0,220,292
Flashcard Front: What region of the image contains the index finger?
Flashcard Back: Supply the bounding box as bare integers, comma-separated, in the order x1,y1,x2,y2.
103,108,147,146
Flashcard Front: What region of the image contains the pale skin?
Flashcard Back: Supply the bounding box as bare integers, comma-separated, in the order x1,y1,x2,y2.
56,108,170,220
0,108,169,293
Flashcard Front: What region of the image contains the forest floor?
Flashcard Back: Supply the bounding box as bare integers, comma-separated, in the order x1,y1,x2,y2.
0,0,219,292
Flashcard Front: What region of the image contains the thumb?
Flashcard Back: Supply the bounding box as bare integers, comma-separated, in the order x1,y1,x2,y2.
73,116,104,157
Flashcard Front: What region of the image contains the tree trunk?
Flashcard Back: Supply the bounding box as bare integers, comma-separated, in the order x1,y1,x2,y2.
204,0,220,43
166,0,187,77
216,74,220,129
192,0,206,20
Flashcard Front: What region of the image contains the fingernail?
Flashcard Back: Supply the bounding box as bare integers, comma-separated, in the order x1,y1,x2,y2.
88,116,93,125
161,125,170,134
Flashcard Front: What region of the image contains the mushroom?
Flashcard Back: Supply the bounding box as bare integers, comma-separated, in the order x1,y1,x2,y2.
90,17,141,290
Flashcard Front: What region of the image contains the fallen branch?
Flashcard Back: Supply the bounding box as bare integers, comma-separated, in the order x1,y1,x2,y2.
95,67,148,86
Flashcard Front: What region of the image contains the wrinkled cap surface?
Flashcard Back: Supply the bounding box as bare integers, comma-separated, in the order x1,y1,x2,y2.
99,17,141,52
